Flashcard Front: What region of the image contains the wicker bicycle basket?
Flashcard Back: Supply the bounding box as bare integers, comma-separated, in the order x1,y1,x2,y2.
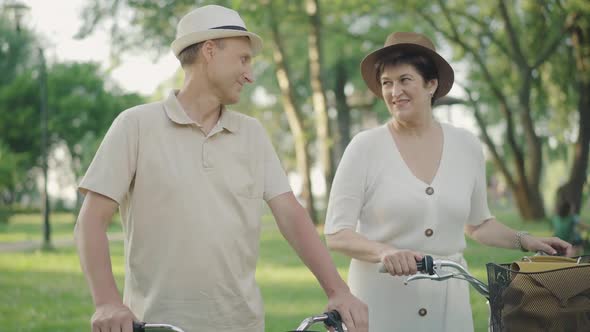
485,256,590,332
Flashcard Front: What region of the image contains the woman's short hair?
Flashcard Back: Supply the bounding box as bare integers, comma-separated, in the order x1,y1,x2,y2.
375,51,439,105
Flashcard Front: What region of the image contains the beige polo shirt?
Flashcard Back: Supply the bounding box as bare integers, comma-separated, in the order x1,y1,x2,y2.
79,91,291,332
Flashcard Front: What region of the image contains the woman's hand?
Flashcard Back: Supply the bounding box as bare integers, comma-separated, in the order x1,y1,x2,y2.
521,235,575,256
379,248,423,276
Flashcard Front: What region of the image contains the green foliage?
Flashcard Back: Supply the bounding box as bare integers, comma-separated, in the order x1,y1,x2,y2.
0,14,36,85
0,18,145,205
44,62,144,178
0,141,27,206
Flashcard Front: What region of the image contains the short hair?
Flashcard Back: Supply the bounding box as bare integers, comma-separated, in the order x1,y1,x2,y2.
178,39,225,68
557,200,573,218
375,51,439,105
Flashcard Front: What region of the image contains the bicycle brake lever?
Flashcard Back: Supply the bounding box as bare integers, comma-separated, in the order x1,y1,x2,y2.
404,270,455,285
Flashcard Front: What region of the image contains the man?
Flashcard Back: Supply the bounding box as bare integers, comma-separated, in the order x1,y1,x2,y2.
75,5,368,332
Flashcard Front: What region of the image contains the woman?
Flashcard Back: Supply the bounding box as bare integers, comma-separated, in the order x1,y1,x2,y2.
324,32,573,331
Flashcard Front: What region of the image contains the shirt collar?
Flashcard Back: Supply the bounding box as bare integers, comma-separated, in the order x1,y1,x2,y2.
163,90,239,133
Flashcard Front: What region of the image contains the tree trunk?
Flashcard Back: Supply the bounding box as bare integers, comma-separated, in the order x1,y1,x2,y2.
333,60,351,164
556,20,590,214
305,0,334,199
268,4,317,223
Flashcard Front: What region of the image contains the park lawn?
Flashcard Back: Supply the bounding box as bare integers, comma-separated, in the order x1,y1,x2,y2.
0,212,122,243
0,209,554,331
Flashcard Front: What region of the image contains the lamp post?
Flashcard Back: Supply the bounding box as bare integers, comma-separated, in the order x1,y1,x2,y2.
4,0,52,249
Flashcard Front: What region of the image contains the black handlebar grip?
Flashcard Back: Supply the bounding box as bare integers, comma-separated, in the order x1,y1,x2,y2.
416,255,435,275
324,310,345,332
132,321,145,332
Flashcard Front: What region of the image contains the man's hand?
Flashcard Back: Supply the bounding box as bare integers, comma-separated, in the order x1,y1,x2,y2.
326,289,368,332
91,302,137,332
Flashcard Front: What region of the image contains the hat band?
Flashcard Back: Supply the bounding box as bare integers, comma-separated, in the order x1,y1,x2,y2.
210,25,248,31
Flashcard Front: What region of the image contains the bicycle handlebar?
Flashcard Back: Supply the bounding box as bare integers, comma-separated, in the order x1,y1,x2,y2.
377,255,434,274
132,310,344,332
289,310,344,331
378,255,489,298
133,322,186,332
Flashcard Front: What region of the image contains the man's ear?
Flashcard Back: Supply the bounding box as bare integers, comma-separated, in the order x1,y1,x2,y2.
201,40,217,62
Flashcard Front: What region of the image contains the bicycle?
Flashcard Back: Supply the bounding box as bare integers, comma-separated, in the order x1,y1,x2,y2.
378,254,590,331
131,310,345,332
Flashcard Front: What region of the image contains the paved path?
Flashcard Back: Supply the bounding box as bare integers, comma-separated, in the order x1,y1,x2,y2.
0,233,124,252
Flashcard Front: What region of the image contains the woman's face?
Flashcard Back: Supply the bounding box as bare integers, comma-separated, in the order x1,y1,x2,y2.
380,63,437,122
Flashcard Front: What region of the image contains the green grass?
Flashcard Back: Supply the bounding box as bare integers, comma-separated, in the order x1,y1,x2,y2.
0,208,555,331
0,213,122,243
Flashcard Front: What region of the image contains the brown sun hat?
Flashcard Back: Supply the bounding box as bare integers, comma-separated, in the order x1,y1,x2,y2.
360,32,454,100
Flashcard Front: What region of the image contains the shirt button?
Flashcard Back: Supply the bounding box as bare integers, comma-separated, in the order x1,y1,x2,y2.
425,228,434,237
425,186,434,195
418,308,428,316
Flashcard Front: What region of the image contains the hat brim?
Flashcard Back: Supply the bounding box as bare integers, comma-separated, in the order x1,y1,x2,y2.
360,43,454,100
171,29,263,58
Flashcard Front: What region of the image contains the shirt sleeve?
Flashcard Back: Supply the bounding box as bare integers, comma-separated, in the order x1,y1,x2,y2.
257,122,291,202
78,110,138,204
467,140,493,225
573,215,580,225
324,134,367,235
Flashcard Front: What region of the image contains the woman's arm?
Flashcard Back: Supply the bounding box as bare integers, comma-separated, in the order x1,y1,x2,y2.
326,229,422,276
325,229,392,263
465,218,574,255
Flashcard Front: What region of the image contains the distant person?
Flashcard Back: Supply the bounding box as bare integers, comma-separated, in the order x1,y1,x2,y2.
323,31,573,331
74,5,367,332
553,200,589,255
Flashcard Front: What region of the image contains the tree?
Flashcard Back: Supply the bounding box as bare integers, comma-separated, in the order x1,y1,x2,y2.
0,60,144,207
554,2,590,215
406,0,574,220
0,14,39,204
306,0,334,195
266,1,317,222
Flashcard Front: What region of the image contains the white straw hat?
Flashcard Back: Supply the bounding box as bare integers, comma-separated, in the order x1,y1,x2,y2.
171,5,263,58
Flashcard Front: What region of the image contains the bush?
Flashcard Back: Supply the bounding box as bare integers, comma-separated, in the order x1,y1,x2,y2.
0,208,14,224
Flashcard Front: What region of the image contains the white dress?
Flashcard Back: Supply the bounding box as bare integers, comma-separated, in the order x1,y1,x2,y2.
324,123,493,332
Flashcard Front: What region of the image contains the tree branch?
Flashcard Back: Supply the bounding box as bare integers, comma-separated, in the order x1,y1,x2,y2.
459,82,516,189
430,0,528,185
447,7,511,58
498,0,529,69
532,16,573,69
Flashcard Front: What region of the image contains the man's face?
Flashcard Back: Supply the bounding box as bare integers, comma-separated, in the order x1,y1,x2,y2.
207,37,254,105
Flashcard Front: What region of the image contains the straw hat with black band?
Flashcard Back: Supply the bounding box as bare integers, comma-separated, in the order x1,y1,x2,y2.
360,32,454,101
171,5,263,58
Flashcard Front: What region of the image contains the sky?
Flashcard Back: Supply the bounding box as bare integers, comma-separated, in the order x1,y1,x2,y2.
20,0,179,95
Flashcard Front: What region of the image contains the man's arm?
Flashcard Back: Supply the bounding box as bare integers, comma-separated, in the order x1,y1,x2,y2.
74,191,136,332
267,192,368,332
